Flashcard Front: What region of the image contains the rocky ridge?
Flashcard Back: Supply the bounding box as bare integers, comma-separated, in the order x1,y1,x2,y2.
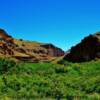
64,32,100,62
0,29,64,62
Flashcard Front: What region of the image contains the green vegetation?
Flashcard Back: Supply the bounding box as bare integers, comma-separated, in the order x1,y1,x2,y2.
0,58,100,100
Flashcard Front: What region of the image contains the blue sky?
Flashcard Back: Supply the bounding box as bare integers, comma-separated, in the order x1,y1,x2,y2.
0,0,100,50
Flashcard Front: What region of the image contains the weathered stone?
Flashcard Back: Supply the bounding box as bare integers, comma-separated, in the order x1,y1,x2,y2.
0,29,65,62
64,33,100,62
41,44,64,57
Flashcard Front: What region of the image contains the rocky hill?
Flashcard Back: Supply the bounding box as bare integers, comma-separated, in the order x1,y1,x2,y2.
0,29,64,62
64,32,100,62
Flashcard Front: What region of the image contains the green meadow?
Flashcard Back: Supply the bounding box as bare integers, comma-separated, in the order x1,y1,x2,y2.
0,58,100,100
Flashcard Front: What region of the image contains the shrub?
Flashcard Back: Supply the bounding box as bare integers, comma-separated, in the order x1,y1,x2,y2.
55,66,68,73
0,58,17,74
19,39,23,41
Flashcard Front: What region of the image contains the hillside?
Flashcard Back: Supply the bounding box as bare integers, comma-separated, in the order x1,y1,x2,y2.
0,29,64,62
0,58,100,99
64,32,100,62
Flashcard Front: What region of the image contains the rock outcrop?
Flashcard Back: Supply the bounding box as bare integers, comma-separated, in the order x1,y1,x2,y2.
64,32,100,62
41,44,64,57
0,29,13,43
0,29,65,62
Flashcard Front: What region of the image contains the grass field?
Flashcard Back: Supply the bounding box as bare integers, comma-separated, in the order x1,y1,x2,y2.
0,58,100,100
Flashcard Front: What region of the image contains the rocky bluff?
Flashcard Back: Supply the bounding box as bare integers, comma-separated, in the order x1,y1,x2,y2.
64,32,100,62
0,29,64,62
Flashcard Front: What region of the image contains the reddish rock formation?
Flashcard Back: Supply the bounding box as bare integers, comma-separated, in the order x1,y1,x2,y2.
41,44,65,57
0,42,14,55
0,29,13,43
0,29,65,62
64,33,100,62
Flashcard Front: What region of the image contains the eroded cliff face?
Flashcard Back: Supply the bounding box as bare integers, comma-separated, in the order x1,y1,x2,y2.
64,32,100,62
0,29,64,62
0,29,13,43
41,44,64,57
0,29,14,56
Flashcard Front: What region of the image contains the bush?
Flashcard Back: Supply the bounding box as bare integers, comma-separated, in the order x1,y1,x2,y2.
55,66,68,73
19,39,23,41
0,58,17,74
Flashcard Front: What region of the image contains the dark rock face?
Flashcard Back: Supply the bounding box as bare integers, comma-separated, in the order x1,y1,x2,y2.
15,48,26,53
0,29,13,43
64,34,100,62
41,44,65,57
0,43,14,55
